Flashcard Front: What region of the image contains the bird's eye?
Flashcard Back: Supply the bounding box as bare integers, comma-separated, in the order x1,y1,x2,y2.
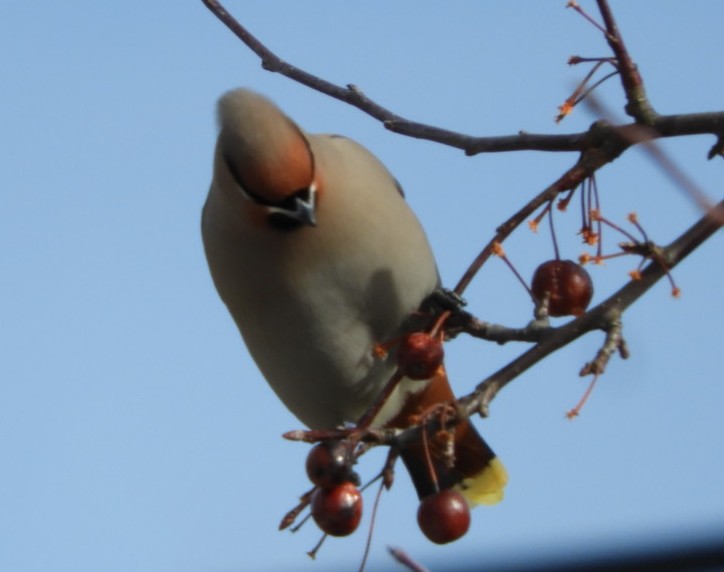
267,211,305,231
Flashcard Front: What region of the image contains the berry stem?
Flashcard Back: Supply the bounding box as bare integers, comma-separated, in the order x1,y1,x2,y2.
498,249,534,300
566,374,600,419
420,424,440,494
357,480,386,572
548,199,561,260
306,533,327,559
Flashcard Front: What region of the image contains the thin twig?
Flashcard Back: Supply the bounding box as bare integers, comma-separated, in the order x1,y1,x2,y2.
388,546,431,572
444,311,552,344
579,313,626,376
596,0,658,122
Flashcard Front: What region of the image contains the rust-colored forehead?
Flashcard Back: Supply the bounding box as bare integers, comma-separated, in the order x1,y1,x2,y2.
237,124,314,203
217,90,315,203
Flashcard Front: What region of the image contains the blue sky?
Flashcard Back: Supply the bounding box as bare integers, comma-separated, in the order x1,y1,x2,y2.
1,2,722,571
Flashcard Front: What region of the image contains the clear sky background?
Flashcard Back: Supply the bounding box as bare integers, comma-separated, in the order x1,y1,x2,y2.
2,2,722,571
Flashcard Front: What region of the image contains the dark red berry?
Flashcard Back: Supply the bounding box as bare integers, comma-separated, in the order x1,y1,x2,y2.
310,482,363,537
397,332,444,380
417,489,471,544
305,441,357,489
531,259,593,317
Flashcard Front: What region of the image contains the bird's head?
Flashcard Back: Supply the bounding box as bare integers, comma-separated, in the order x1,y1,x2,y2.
216,89,317,228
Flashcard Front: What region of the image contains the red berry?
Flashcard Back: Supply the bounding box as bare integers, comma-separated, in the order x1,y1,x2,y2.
417,489,471,544
531,259,593,317
305,441,357,489
311,482,363,537
397,332,444,380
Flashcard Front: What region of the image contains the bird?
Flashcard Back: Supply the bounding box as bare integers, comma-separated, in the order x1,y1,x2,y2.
201,88,506,506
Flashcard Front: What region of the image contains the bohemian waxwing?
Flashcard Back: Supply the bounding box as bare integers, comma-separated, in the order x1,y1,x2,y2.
201,88,507,505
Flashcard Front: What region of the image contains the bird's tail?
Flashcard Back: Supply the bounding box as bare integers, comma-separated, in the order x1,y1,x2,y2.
387,368,507,506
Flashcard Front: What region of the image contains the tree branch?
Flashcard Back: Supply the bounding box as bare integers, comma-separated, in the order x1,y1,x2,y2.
201,0,724,156
462,199,724,416
595,0,657,122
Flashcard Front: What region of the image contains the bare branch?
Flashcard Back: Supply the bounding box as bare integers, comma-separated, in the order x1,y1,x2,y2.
579,313,627,376
708,136,724,160
596,0,658,122
201,0,723,156
445,311,553,344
